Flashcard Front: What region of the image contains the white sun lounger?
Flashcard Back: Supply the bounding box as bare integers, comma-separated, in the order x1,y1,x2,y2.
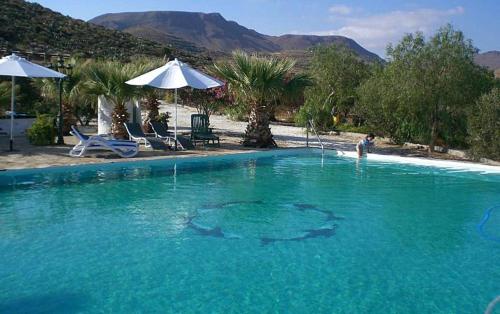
69,126,139,158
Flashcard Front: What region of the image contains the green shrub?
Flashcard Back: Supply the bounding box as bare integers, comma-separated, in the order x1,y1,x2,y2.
27,114,56,145
467,88,500,160
155,112,170,127
224,103,248,122
295,94,333,131
335,124,373,134
31,100,58,115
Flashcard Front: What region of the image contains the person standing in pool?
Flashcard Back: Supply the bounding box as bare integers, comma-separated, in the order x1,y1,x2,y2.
356,133,375,158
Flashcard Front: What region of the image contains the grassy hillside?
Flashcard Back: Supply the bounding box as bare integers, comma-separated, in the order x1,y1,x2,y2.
267,35,381,62
0,0,210,65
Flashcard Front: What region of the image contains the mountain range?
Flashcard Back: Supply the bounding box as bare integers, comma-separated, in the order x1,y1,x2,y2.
89,11,500,76
474,50,500,78
1,0,499,76
89,11,382,62
474,51,500,69
0,0,209,64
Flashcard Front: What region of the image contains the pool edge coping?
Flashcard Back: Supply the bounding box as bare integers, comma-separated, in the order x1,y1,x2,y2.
0,148,323,175
0,147,499,175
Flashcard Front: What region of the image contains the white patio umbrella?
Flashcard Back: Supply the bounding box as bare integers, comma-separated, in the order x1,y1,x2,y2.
0,54,66,151
126,58,223,149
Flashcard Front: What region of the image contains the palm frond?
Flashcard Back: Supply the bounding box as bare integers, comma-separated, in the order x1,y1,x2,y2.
214,51,307,107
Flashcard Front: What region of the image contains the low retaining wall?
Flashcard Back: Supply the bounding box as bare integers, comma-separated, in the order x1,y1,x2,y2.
0,117,35,136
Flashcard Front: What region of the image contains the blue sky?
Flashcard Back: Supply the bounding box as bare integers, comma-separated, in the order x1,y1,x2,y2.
32,0,500,57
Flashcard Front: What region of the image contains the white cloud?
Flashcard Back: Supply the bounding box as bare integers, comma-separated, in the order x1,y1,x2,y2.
314,6,465,55
329,4,352,15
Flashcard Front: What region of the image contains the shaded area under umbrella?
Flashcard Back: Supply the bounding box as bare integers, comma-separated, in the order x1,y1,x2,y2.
126,58,223,150
0,54,65,151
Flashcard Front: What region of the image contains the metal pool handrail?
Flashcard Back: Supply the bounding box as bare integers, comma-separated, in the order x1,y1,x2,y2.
306,119,324,154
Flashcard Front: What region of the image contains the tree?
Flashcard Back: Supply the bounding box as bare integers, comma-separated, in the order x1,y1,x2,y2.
35,59,92,134
297,45,371,130
0,81,19,116
214,51,311,147
357,64,416,143
357,25,494,150
130,58,167,133
141,87,162,133
85,61,143,138
467,88,500,160
1,77,42,115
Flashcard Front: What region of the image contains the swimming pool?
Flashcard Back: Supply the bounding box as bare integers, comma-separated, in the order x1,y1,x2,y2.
0,149,499,313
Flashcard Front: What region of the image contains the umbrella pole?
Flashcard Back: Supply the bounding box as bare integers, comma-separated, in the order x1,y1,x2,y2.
9,76,15,151
56,78,64,145
174,88,178,151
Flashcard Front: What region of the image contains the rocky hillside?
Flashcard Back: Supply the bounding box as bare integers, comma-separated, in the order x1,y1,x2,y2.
90,11,381,62
91,11,280,54
474,51,500,77
0,0,210,64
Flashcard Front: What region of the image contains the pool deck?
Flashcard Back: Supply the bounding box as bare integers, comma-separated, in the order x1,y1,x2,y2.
0,104,498,171
0,132,261,170
1,131,498,172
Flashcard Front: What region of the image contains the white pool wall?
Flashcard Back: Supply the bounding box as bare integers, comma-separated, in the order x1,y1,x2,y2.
337,150,500,174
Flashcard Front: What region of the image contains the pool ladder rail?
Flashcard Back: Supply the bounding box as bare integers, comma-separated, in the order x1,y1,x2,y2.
306,119,324,154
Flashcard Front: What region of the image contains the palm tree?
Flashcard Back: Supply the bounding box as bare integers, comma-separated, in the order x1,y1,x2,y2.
214,51,311,147
0,81,17,116
36,59,91,134
85,61,142,138
141,87,163,133
86,59,166,138
133,58,165,133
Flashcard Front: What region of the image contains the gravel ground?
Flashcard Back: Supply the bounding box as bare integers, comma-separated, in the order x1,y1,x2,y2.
161,103,360,151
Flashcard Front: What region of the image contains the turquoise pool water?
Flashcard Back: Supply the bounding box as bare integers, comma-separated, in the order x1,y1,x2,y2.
0,149,499,313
